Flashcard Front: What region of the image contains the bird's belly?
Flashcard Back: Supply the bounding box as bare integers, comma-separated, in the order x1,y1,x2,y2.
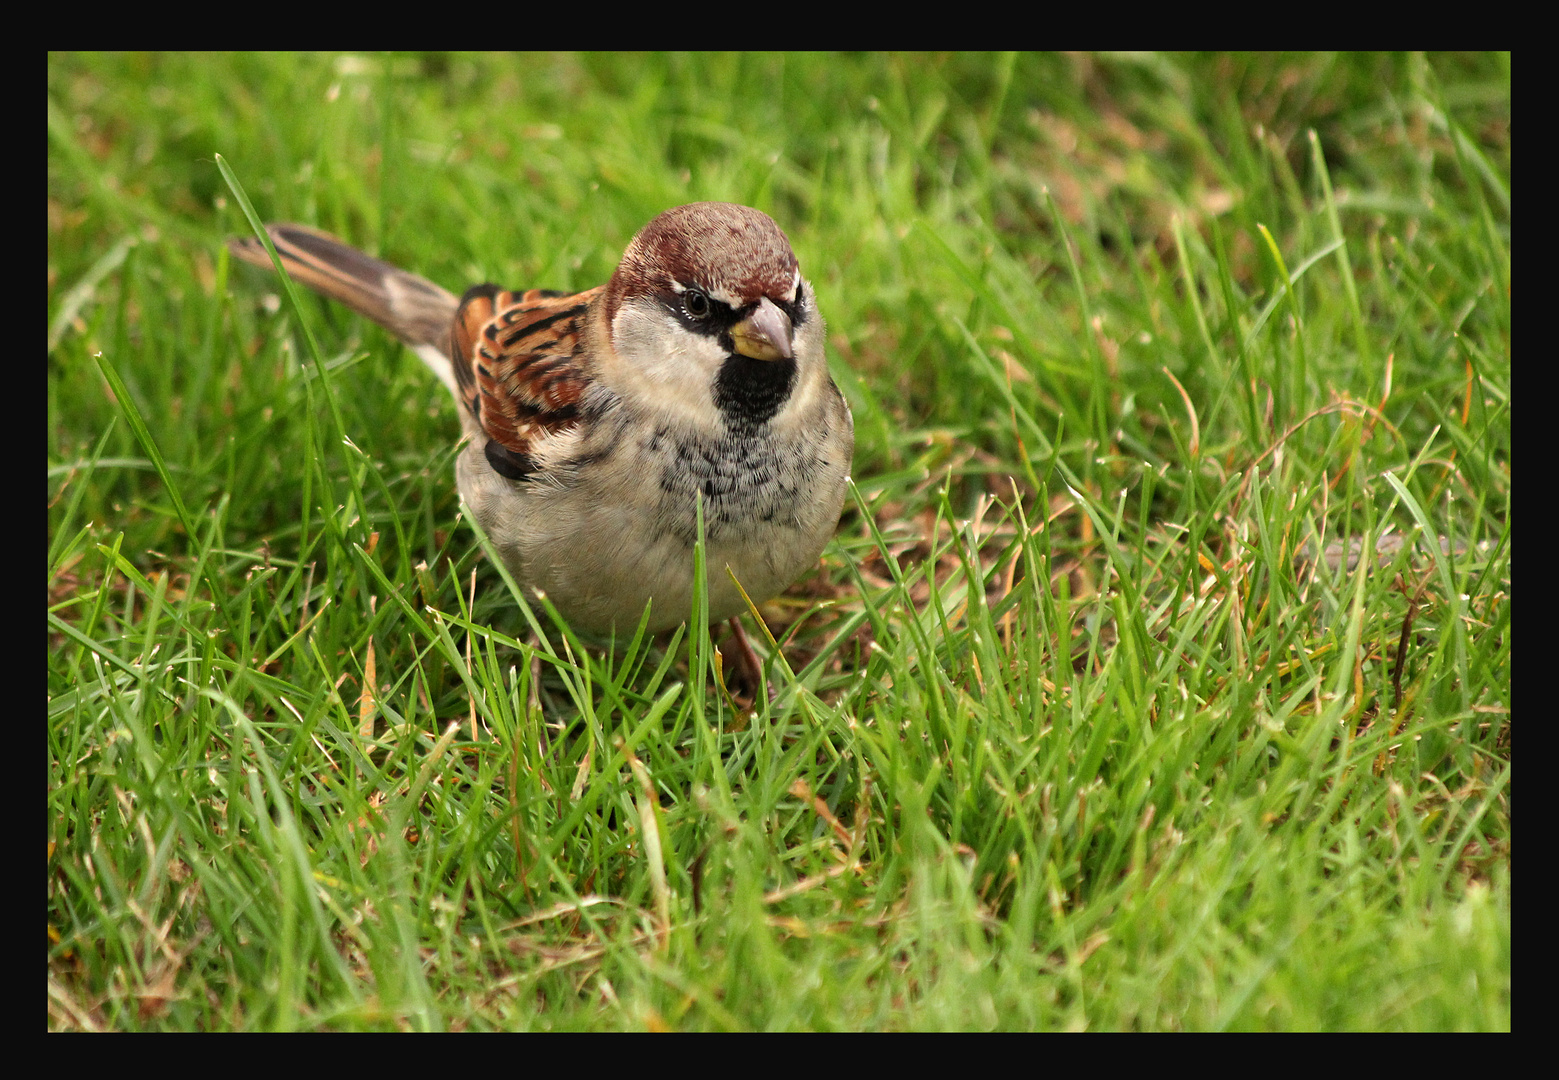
457,432,841,634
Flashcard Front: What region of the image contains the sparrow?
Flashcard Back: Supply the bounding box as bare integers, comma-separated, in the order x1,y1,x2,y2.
229,203,854,697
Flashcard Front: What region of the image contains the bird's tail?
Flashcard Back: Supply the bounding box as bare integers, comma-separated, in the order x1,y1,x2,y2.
228,224,461,397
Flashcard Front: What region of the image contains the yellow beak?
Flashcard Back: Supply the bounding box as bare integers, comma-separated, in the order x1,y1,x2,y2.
730,297,794,362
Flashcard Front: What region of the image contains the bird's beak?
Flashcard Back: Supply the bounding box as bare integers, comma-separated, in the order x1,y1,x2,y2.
730,297,794,362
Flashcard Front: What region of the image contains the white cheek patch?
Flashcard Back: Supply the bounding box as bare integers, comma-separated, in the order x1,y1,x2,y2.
614,306,688,371
610,302,729,428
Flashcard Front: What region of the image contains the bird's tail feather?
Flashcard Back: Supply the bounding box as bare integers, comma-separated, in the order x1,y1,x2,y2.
229,224,461,397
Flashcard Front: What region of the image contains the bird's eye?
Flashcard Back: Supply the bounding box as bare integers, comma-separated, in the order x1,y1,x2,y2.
684,288,710,319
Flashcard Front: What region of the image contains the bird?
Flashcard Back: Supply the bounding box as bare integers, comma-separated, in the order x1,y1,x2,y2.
228,202,854,698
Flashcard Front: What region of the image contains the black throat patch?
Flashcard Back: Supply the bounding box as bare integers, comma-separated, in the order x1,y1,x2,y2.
713,354,797,428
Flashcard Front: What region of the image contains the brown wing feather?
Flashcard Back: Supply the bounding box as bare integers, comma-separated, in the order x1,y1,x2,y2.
231,223,603,472
451,285,604,458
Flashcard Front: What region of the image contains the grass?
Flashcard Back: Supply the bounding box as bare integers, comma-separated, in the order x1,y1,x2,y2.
48,52,1510,1031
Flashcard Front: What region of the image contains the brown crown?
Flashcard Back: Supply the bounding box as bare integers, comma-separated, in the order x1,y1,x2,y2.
603,203,799,324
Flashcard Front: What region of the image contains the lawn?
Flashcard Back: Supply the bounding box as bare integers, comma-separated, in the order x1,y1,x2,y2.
47,52,1510,1031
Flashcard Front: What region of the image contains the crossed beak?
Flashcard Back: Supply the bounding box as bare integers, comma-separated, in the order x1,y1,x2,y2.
730,297,794,362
